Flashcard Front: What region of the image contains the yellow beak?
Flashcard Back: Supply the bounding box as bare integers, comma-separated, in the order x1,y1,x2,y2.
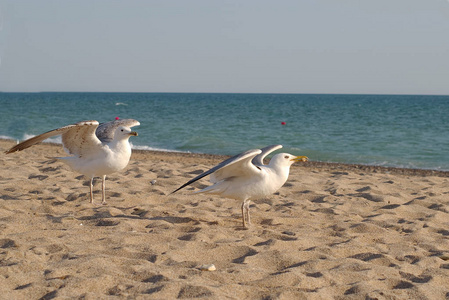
291,155,308,162
130,131,138,136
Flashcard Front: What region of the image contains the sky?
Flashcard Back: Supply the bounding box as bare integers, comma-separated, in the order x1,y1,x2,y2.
0,0,449,95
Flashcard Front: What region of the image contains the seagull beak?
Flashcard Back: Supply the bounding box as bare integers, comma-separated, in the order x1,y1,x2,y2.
291,155,308,162
130,131,138,136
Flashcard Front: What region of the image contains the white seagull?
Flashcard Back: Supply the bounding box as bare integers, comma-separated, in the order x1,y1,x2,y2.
171,145,308,228
5,119,140,205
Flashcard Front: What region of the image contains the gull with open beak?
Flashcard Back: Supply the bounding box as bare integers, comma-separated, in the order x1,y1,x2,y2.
5,118,140,205
171,145,308,228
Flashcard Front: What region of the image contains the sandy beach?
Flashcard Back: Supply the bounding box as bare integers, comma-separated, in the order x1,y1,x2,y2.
1,138,449,299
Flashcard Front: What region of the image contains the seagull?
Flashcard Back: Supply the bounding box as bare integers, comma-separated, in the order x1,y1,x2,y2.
5,119,140,205
171,145,308,228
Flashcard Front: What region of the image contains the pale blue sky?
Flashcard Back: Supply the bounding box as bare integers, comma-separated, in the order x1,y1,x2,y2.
1,0,449,94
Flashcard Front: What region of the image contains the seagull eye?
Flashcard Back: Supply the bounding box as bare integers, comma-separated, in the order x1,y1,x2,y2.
121,129,124,132
284,155,289,159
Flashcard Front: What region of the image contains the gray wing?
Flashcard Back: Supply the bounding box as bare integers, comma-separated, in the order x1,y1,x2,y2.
251,144,283,166
5,120,100,155
171,148,262,194
95,119,140,143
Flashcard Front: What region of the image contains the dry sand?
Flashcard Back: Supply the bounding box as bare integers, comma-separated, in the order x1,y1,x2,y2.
1,139,449,299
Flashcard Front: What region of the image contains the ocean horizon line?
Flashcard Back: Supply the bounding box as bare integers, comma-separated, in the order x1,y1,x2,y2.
1,91,449,97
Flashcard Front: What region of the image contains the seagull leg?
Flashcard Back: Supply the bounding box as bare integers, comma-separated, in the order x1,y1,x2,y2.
241,202,246,228
244,200,251,227
89,178,94,204
101,175,107,205
242,200,251,228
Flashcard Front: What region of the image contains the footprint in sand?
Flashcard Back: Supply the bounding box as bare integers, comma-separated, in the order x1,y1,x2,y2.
95,219,120,227
399,271,432,283
177,234,196,241
177,285,213,298
28,174,49,181
232,248,259,264
131,208,150,218
0,238,17,248
14,283,32,290
144,285,164,295
142,274,168,284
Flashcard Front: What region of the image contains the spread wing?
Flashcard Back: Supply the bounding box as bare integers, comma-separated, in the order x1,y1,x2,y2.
95,119,140,143
5,120,101,156
171,148,262,194
251,144,283,166
61,121,102,156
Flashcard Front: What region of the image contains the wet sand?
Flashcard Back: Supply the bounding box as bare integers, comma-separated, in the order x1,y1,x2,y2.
1,139,449,299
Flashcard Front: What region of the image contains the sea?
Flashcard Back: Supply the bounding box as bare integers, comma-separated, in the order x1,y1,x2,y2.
1,92,448,171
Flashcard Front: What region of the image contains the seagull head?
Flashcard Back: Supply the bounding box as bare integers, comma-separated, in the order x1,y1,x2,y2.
115,126,138,140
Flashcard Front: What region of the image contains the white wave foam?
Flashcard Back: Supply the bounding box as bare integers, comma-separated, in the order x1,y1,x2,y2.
0,135,15,140
5,135,183,154
130,143,189,153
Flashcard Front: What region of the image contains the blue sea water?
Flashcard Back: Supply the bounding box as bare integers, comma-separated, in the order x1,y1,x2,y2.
1,92,448,171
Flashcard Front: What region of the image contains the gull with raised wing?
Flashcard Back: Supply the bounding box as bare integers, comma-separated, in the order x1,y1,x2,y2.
171,145,308,228
5,118,140,204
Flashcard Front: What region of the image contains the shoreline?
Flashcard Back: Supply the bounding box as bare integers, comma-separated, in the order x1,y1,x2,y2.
3,138,448,177
133,149,449,178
